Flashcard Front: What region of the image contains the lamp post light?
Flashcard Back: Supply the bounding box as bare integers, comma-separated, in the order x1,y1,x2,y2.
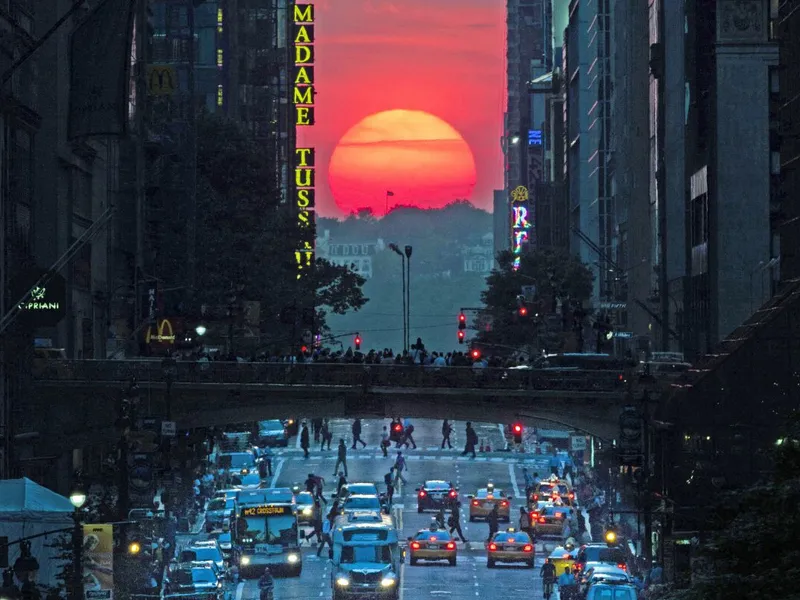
69,489,87,600
404,245,413,352
195,324,206,337
388,243,407,352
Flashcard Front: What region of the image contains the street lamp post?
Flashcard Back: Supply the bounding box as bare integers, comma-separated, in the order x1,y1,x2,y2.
404,245,413,351
69,489,87,600
388,244,407,352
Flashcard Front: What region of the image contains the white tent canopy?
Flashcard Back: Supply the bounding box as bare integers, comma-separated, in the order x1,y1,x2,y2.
0,478,73,589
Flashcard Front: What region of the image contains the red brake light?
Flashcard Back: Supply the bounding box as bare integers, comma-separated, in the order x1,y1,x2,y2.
419,490,426,497
446,542,456,550
472,500,479,506
533,494,539,501
617,563,627,570
618,373,624,381
394,425,402,431
538,517,546,523
449,490,457,497
488,543,497,551
500,501,508,507
569,492,575,499
575,563,583,571
410,542,420,550
523,544,533,552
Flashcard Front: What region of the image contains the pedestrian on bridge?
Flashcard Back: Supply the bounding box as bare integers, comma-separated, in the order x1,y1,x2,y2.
334,439,348,476
441,420,453,449
351,419,367,449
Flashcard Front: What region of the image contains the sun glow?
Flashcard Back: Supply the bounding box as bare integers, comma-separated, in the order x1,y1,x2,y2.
328,109,477,216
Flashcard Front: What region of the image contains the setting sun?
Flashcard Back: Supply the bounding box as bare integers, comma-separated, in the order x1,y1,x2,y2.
328,109,477,217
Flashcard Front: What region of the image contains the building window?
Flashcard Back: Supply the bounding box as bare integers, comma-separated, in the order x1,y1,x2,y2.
217,85,223,106
70,167,92,218
72,236,92,290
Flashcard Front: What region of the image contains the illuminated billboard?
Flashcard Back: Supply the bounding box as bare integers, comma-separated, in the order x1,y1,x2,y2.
293,3,316,279
510,186,531,270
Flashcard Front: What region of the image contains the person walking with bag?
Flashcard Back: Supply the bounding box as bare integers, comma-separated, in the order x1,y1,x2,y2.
333,439,348,477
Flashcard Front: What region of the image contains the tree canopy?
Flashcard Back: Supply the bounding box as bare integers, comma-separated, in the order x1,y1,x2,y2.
475,248,593,353
192,112,367,350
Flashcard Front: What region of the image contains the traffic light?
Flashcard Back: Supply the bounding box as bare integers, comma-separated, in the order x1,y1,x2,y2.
457,330,465,344
470,349,481,360
518,306,528,317
512,423,523,444
619,405,643,466
458,313,467,329
128,541,142,555
604,528,619,546
354,333,361,351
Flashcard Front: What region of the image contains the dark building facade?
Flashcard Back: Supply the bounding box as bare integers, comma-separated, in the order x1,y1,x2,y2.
779,0,800,281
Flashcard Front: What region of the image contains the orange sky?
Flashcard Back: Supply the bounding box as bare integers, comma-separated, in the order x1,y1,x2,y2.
300,0,505,218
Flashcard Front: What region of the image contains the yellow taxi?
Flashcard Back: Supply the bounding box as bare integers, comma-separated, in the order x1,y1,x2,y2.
486,528,535,568
529,478,576,507
547,543,579,576
407,527,457,566
533,504,568,538
468,482,512,522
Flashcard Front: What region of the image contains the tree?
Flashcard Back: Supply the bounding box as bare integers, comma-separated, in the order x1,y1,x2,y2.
475,249,594,354
191,112,367,351
648,412,800,600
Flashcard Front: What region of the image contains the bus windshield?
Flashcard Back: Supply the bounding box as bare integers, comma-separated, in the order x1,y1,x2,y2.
341,544,392,564
238,514,297,545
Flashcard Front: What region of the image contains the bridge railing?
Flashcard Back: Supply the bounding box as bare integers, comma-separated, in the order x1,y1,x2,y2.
31,360,628,392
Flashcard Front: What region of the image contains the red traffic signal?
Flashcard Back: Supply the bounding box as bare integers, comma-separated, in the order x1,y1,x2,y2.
301,345,308,353
512,423,523,443
354,334,362,350
458,313,467,329
471,349,480,359
457,330,465,344
518,306,528,317
513,424,522,434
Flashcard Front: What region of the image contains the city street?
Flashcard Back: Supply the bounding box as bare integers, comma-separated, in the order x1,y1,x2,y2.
180,418,573,600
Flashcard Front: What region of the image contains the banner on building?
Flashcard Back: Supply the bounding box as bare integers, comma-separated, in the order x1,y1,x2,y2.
68,0,135,139
9,268,67,327
83,524,113,599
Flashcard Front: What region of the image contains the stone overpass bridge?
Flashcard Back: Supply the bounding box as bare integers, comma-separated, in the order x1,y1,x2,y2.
29,360,636,452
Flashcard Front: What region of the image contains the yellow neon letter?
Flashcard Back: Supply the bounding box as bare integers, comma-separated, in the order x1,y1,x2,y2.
293,86,314,105
295,45,312,64
294,67,312,85
293,4,313,23
296,189,312,208
295,167,312,187
295,106,312,126
294,25,312,44
295,147,314,166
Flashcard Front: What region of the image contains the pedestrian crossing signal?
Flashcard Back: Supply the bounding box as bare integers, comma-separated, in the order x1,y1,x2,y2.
457,330,465,344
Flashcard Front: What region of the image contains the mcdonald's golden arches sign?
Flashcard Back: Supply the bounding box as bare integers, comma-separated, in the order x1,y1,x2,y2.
145,319,176,344
147,65,177,96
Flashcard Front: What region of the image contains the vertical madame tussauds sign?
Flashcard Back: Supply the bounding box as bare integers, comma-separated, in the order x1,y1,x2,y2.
293,3,315,280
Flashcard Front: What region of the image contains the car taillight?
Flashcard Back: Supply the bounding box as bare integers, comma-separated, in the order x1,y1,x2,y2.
410,542,420,550
574,563,583,571
533,494,539,501
529,512,537,521
488,543,497,551
446,542,456,550
472,500,479,506
617,563,627,570
449,490,457,497
569,492,574,499
419,490,426,497
500,501,508,507
538,516,546,523
523,544,533,552
394,425,402,431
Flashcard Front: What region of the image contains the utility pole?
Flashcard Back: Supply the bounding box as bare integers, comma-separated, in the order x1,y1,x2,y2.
186,0,197,300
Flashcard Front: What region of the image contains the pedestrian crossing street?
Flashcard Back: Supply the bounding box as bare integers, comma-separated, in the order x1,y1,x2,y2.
270,447,550,468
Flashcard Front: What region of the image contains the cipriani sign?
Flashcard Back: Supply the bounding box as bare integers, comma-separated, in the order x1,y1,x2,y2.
293,2,316,280
510,185,531,271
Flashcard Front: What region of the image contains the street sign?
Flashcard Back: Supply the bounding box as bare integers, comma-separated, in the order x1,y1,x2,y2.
570,435,587,451
161,421,176,437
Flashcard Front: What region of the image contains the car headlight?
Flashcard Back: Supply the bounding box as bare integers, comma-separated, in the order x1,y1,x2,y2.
336,577,350,587
287,553,299,563
240,556,251,565
302,508,313,516
380,577,397,588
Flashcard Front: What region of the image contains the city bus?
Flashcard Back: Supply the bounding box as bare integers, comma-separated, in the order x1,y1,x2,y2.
331,511,401,600
236,502,301,577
